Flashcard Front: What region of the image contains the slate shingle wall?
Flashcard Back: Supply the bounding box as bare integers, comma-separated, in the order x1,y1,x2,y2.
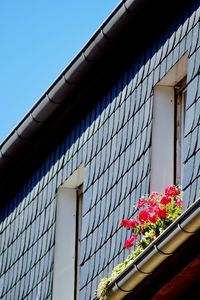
0,1,200,299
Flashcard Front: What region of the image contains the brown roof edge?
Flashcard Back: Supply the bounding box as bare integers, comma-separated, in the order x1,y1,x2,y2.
106,198,200,300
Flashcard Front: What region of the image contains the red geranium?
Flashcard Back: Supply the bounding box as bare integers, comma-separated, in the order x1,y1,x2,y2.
128,219,138,228
138,209,149,224
120,218,138,228
137,198,148,209
124,234,137,249
165,185,180,197
176,198,183,206
160,196,171,205
148,192,159,202
120,219,130,228
124,238,134,249
120,185,183,251
157,207,168,218
149,213,158,223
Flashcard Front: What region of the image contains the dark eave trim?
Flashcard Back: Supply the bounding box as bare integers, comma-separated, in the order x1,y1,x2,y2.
0,0,195,196
0,0,143,160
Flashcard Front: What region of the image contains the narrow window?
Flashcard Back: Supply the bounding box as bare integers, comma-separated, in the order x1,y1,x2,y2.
74,184,83,300
52,165,84,300
150,55,187,192
174,79,186,185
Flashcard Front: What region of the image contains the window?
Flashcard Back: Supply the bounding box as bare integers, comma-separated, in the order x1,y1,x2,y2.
52,165,84,300
150,56,187,192
74,184,83,300
174,79,186,185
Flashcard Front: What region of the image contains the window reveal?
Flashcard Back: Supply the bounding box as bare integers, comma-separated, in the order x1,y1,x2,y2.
174,79,186,185
74,185,83,300
150,56,187,193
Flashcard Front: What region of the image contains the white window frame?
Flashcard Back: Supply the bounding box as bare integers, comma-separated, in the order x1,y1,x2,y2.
52,165,84,300
150,55,187,193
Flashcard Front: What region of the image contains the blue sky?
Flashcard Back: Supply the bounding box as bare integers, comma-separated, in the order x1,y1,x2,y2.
0,0,120,144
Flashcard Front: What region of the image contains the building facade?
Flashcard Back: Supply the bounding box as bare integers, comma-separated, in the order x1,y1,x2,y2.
0,0,199,299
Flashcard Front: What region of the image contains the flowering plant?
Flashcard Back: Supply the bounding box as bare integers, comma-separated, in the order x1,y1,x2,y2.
97,185,183,300
120,185,183,253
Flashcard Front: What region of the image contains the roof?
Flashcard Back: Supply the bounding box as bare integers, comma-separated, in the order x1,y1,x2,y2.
0,0,194,199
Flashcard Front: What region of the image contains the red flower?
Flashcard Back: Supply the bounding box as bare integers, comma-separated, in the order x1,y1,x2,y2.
165,185,180,197
149,213,158,223
120,219,130,228
148,192,159,202
160,196,171,205
137,199,148,209
157,208,168,218
147,202,168,222
148,201,158,210
131,233,138,240
138,209,149,224
124,238,133,249
176,199,183,206
128,219,138,228
120,185,183,254
120,218,138,228
124,234,137,249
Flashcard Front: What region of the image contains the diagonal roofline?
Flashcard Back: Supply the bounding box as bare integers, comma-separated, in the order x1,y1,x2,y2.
0,0,142,156
0,0,194,197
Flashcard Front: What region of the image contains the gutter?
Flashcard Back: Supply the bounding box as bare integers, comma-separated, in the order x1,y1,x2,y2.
0,0,141,163
0,0,194,191
107,197,200,299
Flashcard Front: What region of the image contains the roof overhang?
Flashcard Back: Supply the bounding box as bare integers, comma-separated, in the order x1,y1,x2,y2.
107,198,200,299
0,0,195,201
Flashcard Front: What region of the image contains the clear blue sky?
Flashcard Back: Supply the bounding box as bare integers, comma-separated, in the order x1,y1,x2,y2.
0,0,120,144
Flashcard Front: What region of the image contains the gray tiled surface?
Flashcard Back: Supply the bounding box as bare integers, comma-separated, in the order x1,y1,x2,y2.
0,2,200,299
